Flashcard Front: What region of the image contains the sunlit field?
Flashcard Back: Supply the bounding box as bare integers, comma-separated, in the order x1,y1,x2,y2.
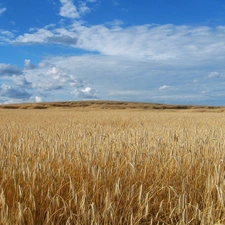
1,102,225,224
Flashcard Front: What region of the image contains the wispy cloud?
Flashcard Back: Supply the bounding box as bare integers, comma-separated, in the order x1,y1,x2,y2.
14,26,78,45
13,23,225,66
87,0,97,2
0,29,14,44
208,71,225,78
0,7,6,16
105,19,124,27
159,85,170,90
112,0,119,6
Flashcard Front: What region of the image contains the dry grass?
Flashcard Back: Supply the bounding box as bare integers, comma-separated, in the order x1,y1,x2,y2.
0,100,224,111
0,104,225,224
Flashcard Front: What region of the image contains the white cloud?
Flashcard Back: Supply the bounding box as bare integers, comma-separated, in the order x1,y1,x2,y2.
0,7,6,16
59,0,80,19
35,96,42,102
0,30,13,38
0,84,31,100
159,85,170,90
14,27,78,45
15,28,54,44
0,29,14,43
0,64,22,76
19,63,95,102
73,87,98,99
208,72,219,78
208,71,225,78
11,75,32,88
24,59,36,69
71,24,225,62
79,2,91,15
13,23,225,66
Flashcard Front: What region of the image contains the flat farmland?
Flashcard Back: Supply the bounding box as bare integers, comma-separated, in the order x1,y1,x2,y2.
0,102,225,224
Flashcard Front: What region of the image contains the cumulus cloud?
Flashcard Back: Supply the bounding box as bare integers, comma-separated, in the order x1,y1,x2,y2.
24,59,36,69
11,75,32,88
17,64,96,102
79,2,91,15
59,0,80,19
38,61,53,68
0,64,22,76
35,96,42,102
37,66,85,91
73,87,98,99
69,78,84,88
0,7,6,16
0,84,31,100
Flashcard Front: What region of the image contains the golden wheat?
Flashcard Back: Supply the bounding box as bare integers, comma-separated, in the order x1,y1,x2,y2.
0,108,225,224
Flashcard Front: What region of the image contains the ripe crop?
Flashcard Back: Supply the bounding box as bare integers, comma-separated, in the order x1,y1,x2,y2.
0,106,225,224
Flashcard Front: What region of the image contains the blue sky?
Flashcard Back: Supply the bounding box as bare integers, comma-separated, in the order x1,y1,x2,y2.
1,1,225,105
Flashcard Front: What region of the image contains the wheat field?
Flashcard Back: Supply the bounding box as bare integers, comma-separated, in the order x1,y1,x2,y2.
0,104,225,224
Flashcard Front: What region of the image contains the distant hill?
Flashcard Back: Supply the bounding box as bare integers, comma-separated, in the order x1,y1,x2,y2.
0,101,224,111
